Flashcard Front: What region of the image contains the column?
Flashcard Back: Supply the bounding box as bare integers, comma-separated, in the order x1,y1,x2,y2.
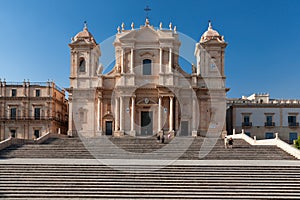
67,97,73,136
131,96,135,131
130,48,134,73
119,96,123,131
192,97,196,131
97,96,101,131
159,48,163,73
169,96,174,131
168,48,172,73
121,48,124,73
158,96,162,132
114,97,119,131
100,98,103,132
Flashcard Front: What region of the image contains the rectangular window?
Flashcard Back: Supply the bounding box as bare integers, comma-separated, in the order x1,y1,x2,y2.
10,108,17,120
11,89,17,97
265,132,274,139
36,89,40,97
289,132,298,144
288,116,297,126
242,115,252,126
244,115,250,123
143,59,152,75
34,108,41,120
265,115,274,126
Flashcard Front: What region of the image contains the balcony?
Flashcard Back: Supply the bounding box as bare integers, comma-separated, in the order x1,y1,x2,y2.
265,122,275,127
289,122,299,128
242,122,252,127
0,116,67,123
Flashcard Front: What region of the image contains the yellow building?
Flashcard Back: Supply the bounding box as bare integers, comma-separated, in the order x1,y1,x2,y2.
0,80,68,140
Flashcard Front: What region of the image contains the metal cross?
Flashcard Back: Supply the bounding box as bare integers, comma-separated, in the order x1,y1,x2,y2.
144,5,151,18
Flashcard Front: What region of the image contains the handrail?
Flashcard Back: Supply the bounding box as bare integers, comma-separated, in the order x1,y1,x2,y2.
231,130,300,159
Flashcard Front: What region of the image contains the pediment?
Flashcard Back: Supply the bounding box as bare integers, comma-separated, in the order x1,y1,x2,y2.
119,26,159,43
69,39,95,47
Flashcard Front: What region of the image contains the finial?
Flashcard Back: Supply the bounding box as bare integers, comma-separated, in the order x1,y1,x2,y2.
131,22,134,30
174,26,177,33
117,26,121,34
145,18,150,26
208,20,212,29
84,21,88,30
159,22,162,30
121,22,125,31
169,22,172,30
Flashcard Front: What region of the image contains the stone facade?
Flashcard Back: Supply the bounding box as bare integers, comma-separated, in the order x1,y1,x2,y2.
67,20,228,137
0,80,68,140
227,93,300,143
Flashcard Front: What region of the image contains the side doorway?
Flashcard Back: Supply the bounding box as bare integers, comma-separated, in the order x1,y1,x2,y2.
105,121,113,136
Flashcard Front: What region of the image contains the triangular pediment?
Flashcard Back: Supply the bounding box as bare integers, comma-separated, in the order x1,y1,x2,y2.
119,26,159,43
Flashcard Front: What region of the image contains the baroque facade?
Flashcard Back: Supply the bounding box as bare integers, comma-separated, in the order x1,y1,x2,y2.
67,19,228,137
227,93,300,143
0,80,68,140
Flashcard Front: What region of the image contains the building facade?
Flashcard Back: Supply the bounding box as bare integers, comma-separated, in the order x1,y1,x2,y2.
0,80,68,140
67,20,228,137
227,93,300,143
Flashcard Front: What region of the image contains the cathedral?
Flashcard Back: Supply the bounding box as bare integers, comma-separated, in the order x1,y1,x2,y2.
67,19,228,138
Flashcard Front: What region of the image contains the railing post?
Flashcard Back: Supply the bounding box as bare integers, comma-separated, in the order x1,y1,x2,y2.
275,132,279,140
242,129,245,134
254,136,256,143
233,129,235,135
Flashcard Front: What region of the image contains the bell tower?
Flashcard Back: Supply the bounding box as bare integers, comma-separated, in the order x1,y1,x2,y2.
194,21,227,88
67,22,101,137
194,21,228,135
69,22,101,89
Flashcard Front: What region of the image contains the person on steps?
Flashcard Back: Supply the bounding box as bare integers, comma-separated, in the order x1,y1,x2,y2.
228,137,233,149
224,136,228,149
161,134,165,143
157,134,160,143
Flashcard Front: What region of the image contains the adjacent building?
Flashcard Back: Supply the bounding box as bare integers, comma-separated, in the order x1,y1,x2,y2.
67,19,229,137
0,80,68,140
227,93,300,143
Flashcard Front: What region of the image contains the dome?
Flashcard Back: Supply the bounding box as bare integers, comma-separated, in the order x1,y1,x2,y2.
72,22,97,44
200,21,224,43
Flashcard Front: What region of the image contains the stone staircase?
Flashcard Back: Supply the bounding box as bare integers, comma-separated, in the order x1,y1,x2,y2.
0,136,296,160
1,163,300,199
0,136,300,199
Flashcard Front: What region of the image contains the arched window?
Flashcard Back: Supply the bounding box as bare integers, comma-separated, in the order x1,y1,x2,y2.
79,58,86,72
143,59,152,75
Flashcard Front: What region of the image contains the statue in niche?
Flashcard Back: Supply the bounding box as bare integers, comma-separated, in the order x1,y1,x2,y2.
192,63,196,74
96,63,103,75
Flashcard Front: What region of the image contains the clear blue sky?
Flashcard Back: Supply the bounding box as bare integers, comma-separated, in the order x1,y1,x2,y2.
0,0,300,99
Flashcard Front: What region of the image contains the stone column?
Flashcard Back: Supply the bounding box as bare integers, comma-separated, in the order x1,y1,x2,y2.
169,96,174,132
130,48,134,73
97,95,103,135
158,96,162,132
192,97,197,137
159,48,163,73
119,96,123,131
130,96,136,136
121,48,124,73
67,95,73,137
114,97,119,131
97,97,100,131
169,48,172,73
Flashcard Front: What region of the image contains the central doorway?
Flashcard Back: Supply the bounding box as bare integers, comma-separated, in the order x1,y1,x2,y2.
141,111,153,135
